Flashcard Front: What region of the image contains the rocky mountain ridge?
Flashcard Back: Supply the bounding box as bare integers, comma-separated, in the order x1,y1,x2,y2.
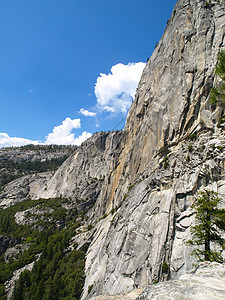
0,132,121,210
0,0,225,299
0,144,75,163
0,144,75,203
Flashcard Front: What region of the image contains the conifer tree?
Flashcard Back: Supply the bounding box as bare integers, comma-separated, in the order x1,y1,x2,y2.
210,50,225,107
188,190,225,262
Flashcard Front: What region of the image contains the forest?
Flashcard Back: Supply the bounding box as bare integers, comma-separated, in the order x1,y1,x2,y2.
0,197,88,300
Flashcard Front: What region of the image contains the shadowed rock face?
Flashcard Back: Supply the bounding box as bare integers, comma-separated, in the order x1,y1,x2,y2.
82,0,225,298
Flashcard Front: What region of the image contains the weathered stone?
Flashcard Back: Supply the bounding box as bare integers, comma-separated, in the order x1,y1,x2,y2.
0,235,16,254
0,131,122,211
137,262,225,300
4,244,30,263
81,0,225,298
5,254,41,300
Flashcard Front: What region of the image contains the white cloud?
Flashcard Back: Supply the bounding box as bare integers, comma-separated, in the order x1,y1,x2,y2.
94,62,145,113
103,106,116,112
79,108,96,117
45,117,92,146
45,117,81,145
0,133,39,148
1,61,145,148
73,131,92,146
0,118,92,148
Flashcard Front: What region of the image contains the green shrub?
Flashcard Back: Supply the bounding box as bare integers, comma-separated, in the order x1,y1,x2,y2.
217,145,224,151
87,224,93,231
209,51,225,107
123,194,128,201
99,213,108,221
128,185,134,191
162,261,169,273
111,206,119,215
163,156,169,162
187,190,225,262
88,284,94,294
164,161,169,169
188,133,197,141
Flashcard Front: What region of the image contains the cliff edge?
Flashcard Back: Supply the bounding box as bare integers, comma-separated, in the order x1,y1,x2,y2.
83,0,225,298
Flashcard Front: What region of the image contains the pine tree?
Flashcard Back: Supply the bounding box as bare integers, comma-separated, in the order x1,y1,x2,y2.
210,50,225,107
188,190,225,262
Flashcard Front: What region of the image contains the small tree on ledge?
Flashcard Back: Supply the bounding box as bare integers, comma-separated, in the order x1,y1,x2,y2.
188,190,225,262
210,50,225,107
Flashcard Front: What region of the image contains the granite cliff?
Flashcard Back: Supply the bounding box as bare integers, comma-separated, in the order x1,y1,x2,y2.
82,0,225,298
0,132,121,210
0,0,225,299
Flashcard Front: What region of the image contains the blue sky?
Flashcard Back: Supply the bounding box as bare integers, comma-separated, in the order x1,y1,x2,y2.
0,0,176,147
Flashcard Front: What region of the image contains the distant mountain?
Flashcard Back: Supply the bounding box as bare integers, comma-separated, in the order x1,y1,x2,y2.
0,144,75,193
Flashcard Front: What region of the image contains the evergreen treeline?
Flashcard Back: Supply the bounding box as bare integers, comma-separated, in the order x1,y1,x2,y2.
0,156,69,188
0,198,87,300
0,144,77,189
1,144,77,153
0,155,70,174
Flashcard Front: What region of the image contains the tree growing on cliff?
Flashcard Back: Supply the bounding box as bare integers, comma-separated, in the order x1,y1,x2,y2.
188,190,225,262
210,50,225,107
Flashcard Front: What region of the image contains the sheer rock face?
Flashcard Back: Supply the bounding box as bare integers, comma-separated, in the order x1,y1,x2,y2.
32,131,121,208
0,173,51,209
84,130,225,299
97,0,225,213
0,131,121,210
82,0,225,298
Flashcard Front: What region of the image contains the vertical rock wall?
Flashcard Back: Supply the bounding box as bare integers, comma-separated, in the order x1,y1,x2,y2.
96,0,225,215
83,0,225,298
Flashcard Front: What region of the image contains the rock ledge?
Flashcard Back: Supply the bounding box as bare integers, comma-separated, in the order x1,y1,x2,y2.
137,262,225,300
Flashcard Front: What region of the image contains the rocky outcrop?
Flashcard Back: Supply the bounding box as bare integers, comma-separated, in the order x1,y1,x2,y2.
5,254,41,300
83,129,225,299
0,173,52,209
89,262,225,300
0,145,74,193
137,262,225,300
32,131,121,206
91,289,143,300
0,145,74,163
0,131,122,210
0,235,16,254
4,244,30,263
82,0,225,298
